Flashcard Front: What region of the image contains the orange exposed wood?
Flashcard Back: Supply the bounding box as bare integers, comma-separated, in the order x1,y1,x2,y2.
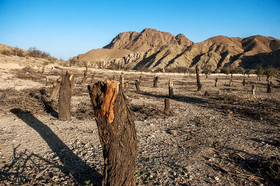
102,79,119,124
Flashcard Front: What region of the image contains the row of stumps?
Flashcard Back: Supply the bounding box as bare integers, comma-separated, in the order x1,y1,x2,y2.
50,67,274,185
50,70,137,185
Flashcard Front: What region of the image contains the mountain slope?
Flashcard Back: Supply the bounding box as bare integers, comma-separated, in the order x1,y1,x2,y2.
78,28,280,71
104,28,193,52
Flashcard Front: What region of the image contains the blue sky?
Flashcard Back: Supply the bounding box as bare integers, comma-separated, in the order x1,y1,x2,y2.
0,0,280,60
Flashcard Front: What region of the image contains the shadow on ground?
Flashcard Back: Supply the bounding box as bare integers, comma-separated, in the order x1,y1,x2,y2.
9,108,102,185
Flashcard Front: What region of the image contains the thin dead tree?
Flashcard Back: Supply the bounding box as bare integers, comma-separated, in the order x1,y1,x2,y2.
58,70,74,121
153,76,159,87
164,98,170,115
267,81,272,93
88,79,138,186
135,80,140,92
81,65,88,84
169,80,174,98
196,65,202,91
49,76,63,100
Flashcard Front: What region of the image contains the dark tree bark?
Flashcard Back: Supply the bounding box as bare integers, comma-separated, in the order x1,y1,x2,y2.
58,71,74,121
169,80,174,99
88,79,138,186
164,98,170,115
153,76,159,87
215,78,218,87
135,80,140,92
196,65,202,91
49,76,62,100
267,81,272,93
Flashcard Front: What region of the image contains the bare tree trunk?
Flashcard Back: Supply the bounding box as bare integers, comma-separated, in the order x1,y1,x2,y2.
196,65,202,91
49,76,62,100
81,66,88,84
242,79,246,86
119,75,125,88
252,84,256,95
58,71,74,121
153,76,159,87
169,80,174,98
91,74,95,84
215,78,218,87
88,79,138,186
135,80,140,92
229,78,233,86
164,98,170,115
267,81,272,93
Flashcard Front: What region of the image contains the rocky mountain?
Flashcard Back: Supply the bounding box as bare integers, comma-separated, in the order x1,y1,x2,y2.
104,28,193,52
77,28,280,71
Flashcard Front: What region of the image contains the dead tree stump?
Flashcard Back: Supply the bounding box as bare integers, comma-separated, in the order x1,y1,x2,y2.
169,80,174,98
88,79,138,186
196,65,202,91
267,81,272,93
164,98,170,115
242,79,246,86
215,78,218,87
119,75,125,88
58,71,74,121
153,76,159,87
252,84,256,95
49,76,62,100
229,78,233,86
91,74,95,84
81,66,88,84
135,80,140,92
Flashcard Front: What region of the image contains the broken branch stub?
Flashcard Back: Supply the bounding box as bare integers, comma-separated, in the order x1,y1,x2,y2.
88,79,138,186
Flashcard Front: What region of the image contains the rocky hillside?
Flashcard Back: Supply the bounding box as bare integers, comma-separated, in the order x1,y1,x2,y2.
104,28,193,52
77,28,280,72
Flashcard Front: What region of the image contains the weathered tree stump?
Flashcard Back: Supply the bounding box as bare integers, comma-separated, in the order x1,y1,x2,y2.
242,79,246,86
215,78,218,87
91,74,95,84
229,78,233,86
164,98,170,115
49,76,63,100
88,79,138,186
196,65,202,91
153,76,159,87
252,84,256,95
119,75,125,88
169,80,174,98
267,81,272,93
135,80,140,92
58,71,74,121
81,66,88,84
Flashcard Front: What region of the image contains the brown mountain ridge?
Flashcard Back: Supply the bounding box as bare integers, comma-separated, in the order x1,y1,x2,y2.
77,28,280,71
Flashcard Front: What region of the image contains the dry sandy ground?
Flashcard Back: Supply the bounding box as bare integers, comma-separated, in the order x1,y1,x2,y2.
0,59,279,185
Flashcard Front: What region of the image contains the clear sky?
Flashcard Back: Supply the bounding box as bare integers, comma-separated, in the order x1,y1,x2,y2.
0,0,280,60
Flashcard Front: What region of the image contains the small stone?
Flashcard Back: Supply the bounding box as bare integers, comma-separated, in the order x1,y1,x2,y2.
214,176,220,181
